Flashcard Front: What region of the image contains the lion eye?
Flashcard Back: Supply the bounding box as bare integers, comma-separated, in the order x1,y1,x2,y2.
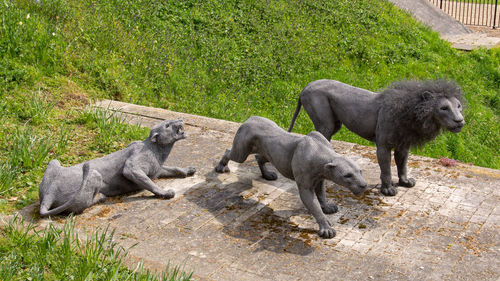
440,106,449,111
344,173,353,178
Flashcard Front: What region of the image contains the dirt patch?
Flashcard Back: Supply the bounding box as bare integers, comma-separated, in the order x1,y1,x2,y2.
96,207,112,218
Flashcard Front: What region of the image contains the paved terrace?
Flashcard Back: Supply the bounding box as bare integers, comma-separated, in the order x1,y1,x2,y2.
17,100,500,280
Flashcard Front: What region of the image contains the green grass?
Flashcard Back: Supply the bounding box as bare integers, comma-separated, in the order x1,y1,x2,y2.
10,126,54,172
75,105,149,152
0,216,192,280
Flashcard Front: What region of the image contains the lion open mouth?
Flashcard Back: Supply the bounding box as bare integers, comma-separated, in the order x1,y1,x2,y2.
176,125,186,138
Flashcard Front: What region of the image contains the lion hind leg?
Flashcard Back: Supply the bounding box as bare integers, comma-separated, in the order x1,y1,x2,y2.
83,170,105,209
302,97,340,141
40,163,94,216
255,154,277,181
331,120,342,137
39,194,55,217
216,132,256,173
215,148,252,173
38,160,62,216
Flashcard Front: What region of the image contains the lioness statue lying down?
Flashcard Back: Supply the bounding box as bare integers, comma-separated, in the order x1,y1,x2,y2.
38,119,196,217
288,79,465,196
215,116,367,239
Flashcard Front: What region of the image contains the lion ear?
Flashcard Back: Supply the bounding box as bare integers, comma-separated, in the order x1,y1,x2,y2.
324,163,337,170
420,91,433,101
150,132,159,143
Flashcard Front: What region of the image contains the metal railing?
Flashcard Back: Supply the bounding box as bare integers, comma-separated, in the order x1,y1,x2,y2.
428,0,499,28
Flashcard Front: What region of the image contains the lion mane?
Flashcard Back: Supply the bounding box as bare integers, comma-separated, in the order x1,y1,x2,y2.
379,79,465,148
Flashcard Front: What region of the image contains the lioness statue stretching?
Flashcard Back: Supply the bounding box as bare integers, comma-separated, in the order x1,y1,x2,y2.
39,118,196,217
288,79,465,196
215,116,367,239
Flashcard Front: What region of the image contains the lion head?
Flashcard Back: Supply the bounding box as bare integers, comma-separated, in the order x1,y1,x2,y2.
380,79,465,148
149,118,186,146
323,158,367,196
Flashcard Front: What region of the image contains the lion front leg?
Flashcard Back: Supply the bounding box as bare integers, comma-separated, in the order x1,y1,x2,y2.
314,180,338,214
394,146,416,188
376,145,397,196
297,178,335,239
158,166,196,178
123,161,174,199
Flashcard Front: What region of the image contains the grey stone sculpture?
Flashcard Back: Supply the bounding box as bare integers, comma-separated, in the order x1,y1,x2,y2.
39,118,196,217
288,79,465,196
215,116,367,238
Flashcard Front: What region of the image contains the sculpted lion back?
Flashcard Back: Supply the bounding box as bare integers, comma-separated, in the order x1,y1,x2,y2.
288,79,465,196
216,116,367,239
38,118,196,217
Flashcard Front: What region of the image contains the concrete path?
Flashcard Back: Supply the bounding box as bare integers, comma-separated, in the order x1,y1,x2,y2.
388,0,472,36
388,0,500,50
20,101,500,280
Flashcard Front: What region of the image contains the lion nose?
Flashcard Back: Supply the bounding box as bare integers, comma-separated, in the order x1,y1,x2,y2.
353,187,366,196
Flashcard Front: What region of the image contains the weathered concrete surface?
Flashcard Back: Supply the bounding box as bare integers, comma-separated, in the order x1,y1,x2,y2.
20,100,500,280
387,0,472,36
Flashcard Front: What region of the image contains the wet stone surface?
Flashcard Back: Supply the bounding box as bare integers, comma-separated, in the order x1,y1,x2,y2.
17,100,500,280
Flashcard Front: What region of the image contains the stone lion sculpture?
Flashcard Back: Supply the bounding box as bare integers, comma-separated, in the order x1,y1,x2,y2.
215,116,367,238
39,118,196,217
288,79,465,196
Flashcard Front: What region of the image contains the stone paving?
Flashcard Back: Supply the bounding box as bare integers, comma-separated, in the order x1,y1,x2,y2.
18,100,500,280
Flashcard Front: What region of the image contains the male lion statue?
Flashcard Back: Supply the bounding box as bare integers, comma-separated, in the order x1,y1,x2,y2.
39,119,196,216
215,116,367,238
288,79,465,196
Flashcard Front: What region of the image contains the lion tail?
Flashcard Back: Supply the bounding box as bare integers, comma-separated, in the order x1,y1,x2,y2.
39,162,91,217
288,98,302,132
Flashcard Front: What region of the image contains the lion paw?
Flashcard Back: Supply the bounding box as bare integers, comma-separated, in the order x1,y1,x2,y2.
262,171,278,181
215,164,229,173
96,194,107,204
158,189,175,199
321,203,338,214
318,227,336,239
185,166,196,177
380,185,397,196
399,178,416,188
